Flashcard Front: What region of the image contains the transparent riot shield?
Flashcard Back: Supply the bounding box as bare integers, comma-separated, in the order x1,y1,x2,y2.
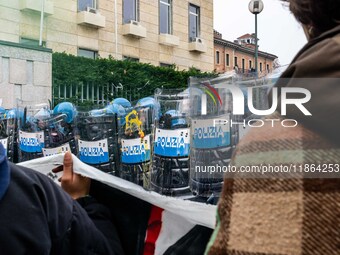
41,102,77,157
18,102,51,162
189,75,239,199
76,105,120,175
151,89,190,196
189,73,276,199
119,97,156,188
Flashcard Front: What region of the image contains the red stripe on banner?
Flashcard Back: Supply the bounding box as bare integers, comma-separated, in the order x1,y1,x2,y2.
143,206,164,255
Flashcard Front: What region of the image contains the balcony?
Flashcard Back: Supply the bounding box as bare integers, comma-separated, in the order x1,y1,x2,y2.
188,38,207,53
122,21,146,38
20,0,54,16
77,8,106,28
159,34,179,47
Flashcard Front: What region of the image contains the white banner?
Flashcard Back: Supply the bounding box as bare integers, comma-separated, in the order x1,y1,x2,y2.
18,153,216,229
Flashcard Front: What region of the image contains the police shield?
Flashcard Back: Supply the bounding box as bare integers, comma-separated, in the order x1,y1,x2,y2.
41,102,77,157
119,97,156,188
76,105,119,175
151,89,191,196
189,75,239,199
17,102,51,162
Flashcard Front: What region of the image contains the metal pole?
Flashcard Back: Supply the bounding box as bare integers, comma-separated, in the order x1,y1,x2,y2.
255,13,258,78
39,0,45,46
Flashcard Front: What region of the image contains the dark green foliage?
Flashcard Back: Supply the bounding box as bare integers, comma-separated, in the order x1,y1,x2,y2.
52,52,216,107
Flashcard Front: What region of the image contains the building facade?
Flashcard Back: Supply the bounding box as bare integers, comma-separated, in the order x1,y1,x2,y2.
214,30,277,75
0,0,214,72
0,40,52,108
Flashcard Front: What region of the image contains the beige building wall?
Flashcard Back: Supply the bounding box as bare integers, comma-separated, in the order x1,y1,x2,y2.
0,0,214,72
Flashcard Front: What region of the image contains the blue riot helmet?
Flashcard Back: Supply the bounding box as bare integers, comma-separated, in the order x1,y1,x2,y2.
112,98,131,109
53,102,77,123
6,108,24,124
165,110,179,116
135,97,156,107
165,109,187,128
6,109,17,119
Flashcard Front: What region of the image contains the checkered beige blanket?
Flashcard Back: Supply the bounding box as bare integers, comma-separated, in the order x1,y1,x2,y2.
206,116,340,255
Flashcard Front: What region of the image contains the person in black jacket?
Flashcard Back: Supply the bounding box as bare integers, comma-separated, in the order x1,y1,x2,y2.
0,143,124,255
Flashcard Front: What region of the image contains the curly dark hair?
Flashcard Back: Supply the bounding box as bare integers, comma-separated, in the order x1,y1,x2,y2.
282,0,340,38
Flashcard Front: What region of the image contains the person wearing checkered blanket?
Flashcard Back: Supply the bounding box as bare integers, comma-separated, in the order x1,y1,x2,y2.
206,0,340,254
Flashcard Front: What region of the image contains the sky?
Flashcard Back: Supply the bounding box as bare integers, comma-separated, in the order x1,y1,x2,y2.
213,0,307,67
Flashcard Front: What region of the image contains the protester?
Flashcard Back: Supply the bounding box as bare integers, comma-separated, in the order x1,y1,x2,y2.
0,144,123,254
206,0,340,254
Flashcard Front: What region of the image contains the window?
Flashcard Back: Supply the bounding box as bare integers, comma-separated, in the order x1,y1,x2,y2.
242,59,245,73
160,0,172,34
123,0,139,23
123,56,139,62
260,62,262,72
234,56,238,67
267,64,270,71
20,37,46,47
249,60,252,69
216,51,220,64
78,48,98,59
226,54,230,66
189,4,200,41
78,0,97,12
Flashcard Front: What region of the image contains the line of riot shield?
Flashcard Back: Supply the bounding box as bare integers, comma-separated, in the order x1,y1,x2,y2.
76,105,120,175
151,89,191,196
119,97,157,188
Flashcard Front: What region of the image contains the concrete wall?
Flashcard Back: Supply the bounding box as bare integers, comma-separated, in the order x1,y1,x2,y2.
0,0,214,72
0,41,52,108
